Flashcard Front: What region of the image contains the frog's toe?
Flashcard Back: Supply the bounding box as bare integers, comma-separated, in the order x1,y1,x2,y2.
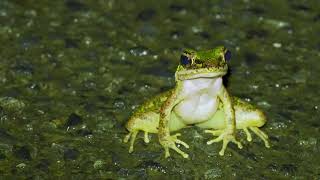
243,127,252,142
164,144,188,159
205,129,223,136
206,134,223,145
217,136,242,156
232,138,243,149
249,127,270,148
171,145,189,158
123,132,131,143
172,133,190,148
161,133,189,159
206,129,242,156
205,129,224,144
219,139,228,156
124,130,139,153
144,131,150,143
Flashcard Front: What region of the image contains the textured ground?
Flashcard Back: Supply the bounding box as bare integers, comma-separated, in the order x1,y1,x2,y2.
0,0,319,179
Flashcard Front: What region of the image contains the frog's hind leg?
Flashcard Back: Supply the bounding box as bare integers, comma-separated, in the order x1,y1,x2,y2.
237,111,270,148
247,127,270,148
124,112,159,153
123,130,139,153
124,129,152,153
229,96,270,148
234,104,271,148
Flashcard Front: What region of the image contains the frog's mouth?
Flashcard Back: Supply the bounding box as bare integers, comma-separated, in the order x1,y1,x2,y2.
176,65,228,80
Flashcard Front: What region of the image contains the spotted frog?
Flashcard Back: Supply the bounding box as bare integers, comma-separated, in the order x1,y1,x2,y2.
124,46,270,158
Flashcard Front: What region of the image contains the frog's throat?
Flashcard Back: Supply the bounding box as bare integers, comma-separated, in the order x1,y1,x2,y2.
176,68,227,80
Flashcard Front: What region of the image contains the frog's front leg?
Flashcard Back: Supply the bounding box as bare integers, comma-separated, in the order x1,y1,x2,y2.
206,86,242,156
158,88,189,158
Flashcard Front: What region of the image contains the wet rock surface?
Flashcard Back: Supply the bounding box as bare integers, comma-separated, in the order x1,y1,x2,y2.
0,0,319,179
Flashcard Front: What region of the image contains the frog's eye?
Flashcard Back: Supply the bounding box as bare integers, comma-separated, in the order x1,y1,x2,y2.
224,50,231,62
180,55,191,65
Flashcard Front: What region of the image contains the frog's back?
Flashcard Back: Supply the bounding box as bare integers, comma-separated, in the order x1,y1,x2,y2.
125,90,173,132
131,89,173,117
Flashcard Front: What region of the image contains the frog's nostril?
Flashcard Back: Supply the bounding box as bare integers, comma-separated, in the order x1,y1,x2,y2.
224,50,231,61
180,55,190,65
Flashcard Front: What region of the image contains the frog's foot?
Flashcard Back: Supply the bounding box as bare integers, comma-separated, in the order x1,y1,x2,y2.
205,129,243,156
123,130,151,153
160,133,189,159
243,127,270,148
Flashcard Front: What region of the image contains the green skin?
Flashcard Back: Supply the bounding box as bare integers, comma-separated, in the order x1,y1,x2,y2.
124,46,270,158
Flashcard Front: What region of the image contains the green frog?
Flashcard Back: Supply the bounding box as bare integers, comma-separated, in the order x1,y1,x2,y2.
124,46,270,158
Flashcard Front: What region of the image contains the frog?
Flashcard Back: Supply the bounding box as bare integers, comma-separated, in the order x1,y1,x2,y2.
124,46,270,158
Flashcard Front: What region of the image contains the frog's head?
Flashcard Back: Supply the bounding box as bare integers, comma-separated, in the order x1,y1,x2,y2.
175,46,231,80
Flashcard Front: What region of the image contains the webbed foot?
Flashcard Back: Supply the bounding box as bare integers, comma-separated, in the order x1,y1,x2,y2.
205,129,243,156
159,133,189,158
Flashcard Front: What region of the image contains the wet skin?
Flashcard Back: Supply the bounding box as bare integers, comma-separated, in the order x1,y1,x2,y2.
124,46,270,158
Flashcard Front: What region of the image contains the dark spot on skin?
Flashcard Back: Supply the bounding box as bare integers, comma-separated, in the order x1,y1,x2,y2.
137,9,156,21
194,59,202,64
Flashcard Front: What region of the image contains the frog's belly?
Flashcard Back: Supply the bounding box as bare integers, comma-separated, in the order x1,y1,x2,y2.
174,95,219,124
